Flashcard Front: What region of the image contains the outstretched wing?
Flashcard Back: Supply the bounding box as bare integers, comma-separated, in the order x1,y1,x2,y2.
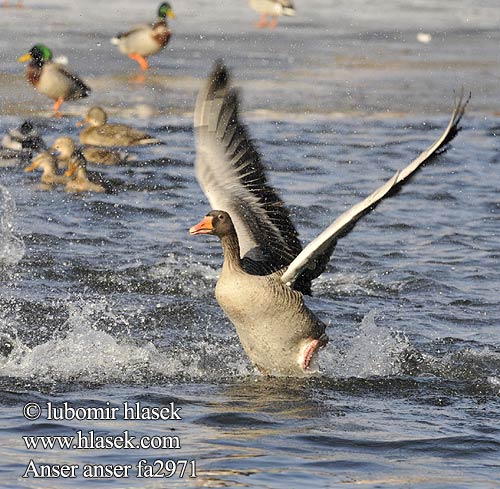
281,92,470,288
194,61,303,273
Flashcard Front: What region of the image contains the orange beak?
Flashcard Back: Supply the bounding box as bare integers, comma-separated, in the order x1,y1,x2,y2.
76,117,89,128
24,161,37,172
65,163,77,177
189,215,214,235
18,52,32,63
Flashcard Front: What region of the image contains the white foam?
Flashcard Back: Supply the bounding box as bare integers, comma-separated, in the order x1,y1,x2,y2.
0,299,252,383
320,310,412,378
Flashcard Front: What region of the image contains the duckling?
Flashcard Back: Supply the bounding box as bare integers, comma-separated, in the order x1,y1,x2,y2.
249,0,295,28
24,151,68,185
18,44,90,117
111,2,176,73
62,146,113,194
77,106,160,147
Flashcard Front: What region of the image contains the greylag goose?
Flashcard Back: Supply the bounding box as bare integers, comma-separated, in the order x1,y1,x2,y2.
249,0,295,28
190,62,468,377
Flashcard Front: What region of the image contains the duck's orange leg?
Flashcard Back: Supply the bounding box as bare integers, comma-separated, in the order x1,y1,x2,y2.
53,97,64,117
16,0,24,7
2,0,10,7
128,53,149,71
268,16,278,29
257,14,268,28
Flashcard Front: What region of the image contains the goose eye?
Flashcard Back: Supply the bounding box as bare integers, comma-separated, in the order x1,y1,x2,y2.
218,214,224,220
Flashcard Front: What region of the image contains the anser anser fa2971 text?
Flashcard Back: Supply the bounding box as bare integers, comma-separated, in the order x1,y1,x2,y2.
191,62,468,377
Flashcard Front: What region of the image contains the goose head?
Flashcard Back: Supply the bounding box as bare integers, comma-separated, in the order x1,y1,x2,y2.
189,210,235,238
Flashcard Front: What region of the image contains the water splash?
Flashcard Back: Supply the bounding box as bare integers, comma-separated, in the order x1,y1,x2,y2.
0,298,252,384
321,310,413,378
0,185,25,272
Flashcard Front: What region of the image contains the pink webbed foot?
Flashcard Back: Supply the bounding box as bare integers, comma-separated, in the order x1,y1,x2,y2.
301,337,328,370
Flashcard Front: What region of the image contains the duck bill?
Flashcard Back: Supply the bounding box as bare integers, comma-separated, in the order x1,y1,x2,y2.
167,10,176,19
24,162,37,172
75,117,89,128
189,216,214,235
18,53,32,63
65,164,77,177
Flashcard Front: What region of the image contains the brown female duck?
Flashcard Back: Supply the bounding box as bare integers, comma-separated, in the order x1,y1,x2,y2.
64,157,113,194
77,106,159,147
190,62,468,376
24,151,68,185
50,136,112,193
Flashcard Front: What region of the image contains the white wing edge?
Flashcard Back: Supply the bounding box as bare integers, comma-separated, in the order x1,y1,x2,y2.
280,171,400,287
280,98,465,288
396,99,463,183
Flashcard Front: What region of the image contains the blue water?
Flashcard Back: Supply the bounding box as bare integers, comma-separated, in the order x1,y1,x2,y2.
1,1,499,488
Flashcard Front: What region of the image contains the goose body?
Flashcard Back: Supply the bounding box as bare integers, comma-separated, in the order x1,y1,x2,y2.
78,107,159,147
191,62,468,376
18,45,90,116
111,2,175,71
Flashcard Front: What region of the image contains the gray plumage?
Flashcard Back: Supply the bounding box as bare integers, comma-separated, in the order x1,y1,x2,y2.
192,61,468,376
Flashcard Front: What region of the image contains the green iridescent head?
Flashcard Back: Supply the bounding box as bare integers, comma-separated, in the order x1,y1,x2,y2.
31,44,53,63
158,2,176,19
18,44,53,65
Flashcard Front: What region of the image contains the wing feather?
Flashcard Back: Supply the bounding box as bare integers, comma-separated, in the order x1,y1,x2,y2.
281,92,470,288
194,61,303,270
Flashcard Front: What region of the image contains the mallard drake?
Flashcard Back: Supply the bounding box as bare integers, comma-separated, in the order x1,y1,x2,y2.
189,62,468,376
1,120,47,163
24,151,68,185
77,106,160,146
111,2,176,72
18,44,90,117
249,0,295,28
2,121,46,153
